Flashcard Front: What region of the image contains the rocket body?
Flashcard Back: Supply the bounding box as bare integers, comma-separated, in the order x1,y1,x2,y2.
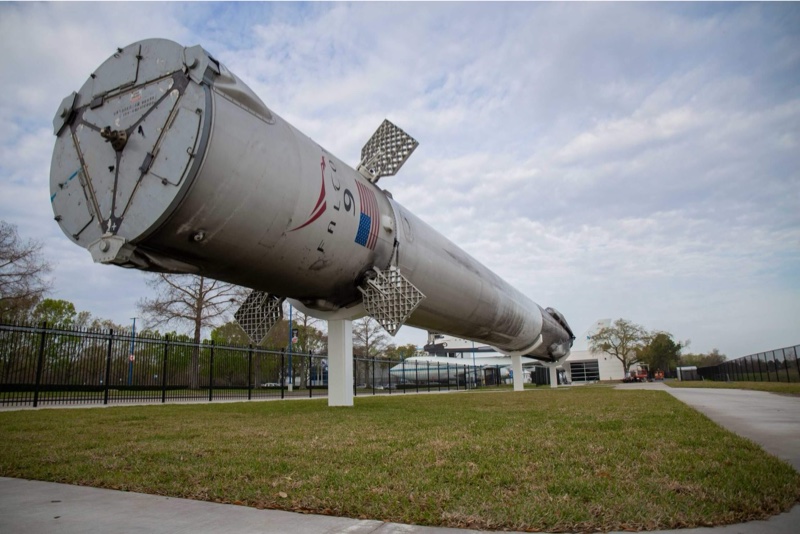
50,39,572,361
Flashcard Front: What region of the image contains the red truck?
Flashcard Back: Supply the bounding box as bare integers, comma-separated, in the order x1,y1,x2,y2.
623,365,650,383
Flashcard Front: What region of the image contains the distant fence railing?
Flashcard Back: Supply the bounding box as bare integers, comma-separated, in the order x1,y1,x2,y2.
696,344,800,383
0,322,480,407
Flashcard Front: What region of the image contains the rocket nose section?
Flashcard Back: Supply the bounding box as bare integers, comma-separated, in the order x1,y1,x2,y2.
528,307,574,362
545,307,574,341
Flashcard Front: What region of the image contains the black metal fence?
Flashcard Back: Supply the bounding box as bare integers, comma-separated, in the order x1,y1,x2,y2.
696,344,800,383
0,322,481,407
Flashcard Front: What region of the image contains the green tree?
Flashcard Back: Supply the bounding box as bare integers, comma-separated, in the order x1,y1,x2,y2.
589,318,649,374
211,321,251,346
680,349,727,368
383,343,418,361
261,318,291,351
638,332,684,373
211,309,327,389
31,298,77,328
26,299,79,383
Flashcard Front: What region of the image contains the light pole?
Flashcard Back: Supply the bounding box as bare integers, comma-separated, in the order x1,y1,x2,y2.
471,341,477,389
287,303,293,392
128,317,136,386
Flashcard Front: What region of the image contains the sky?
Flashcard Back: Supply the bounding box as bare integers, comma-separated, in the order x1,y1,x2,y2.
0,2,798,359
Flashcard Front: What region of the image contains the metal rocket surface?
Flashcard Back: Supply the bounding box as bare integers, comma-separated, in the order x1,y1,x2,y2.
50,38,573,362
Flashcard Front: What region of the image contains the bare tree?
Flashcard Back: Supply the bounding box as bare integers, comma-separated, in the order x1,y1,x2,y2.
0,221,52,319
589,318,650,374
353,317,390,358
137,274,247,388
353,317,390,387
289,307,326,388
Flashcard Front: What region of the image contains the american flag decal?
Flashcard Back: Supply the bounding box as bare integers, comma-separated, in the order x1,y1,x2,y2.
355,181,379,250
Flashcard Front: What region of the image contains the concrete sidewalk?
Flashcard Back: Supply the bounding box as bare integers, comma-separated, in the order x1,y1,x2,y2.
1,382,798,533
1,476,798,534
0,477,477,534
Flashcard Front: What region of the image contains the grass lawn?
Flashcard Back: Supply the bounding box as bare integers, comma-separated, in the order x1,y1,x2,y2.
1,388,798,532
667,380,800,395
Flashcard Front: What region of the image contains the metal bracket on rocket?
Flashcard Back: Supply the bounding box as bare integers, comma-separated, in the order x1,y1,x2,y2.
357,119,419,184
359,267,425,336
234,291,285,345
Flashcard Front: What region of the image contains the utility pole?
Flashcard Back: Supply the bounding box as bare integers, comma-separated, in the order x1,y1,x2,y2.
128,318,136,385
287,304,293,392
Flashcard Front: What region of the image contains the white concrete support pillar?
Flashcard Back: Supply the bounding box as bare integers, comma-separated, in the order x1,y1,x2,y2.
511,354,524,392
327,319,353,407
548,364,559,388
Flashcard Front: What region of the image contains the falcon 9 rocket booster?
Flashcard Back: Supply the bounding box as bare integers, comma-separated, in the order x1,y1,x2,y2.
49,38,574,371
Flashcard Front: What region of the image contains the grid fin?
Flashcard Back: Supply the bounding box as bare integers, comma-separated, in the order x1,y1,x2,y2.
357,119,419,183
234,291,284,345
359,267,425,336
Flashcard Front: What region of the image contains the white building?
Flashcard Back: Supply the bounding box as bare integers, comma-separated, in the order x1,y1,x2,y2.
563,319,627,382
563,350,626,382
424,318,628,384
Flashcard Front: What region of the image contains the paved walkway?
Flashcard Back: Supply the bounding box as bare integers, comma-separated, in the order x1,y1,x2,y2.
1,382,798,534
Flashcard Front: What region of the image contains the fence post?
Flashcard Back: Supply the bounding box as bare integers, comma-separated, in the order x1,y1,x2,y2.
427,362,431,392
161,336,169,403
102,328,113,405
248,345,253,401
309,352,313,398
280,350,285,400
208,341,215,402
768,353,775,382
781,348,791,383
32,322,48,408
794,346,800,383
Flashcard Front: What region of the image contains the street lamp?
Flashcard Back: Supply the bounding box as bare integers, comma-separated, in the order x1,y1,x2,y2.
472,341,477,389
128,318,136,386
287,303,293,392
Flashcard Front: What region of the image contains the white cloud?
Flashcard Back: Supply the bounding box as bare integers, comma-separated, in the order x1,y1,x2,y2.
1,2,798,358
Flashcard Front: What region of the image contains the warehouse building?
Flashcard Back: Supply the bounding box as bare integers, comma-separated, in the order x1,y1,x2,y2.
424,319,627,384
